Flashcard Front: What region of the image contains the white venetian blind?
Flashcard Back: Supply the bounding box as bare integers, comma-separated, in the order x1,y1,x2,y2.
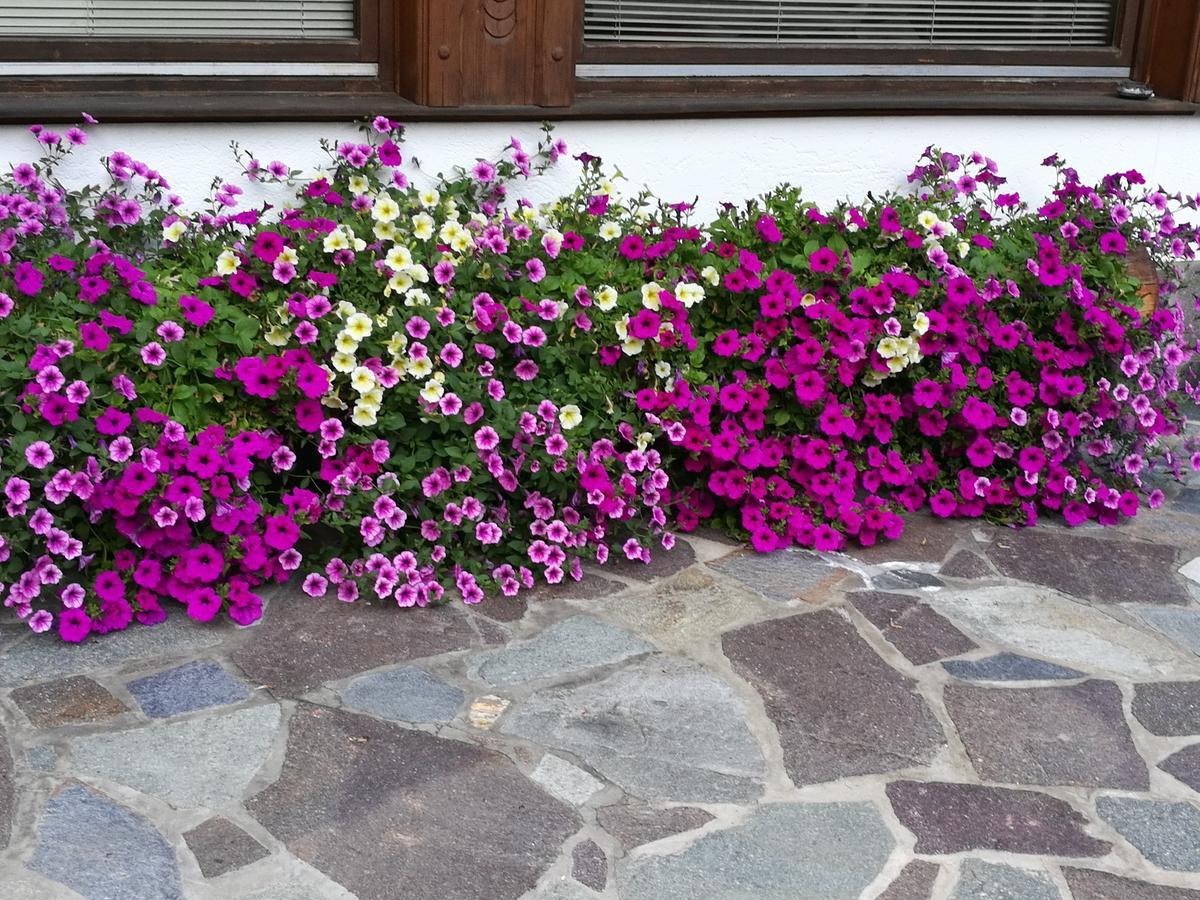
0,0,356,39
583,0,1121,47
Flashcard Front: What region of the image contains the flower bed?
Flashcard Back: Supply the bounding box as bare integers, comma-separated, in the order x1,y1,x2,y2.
1,118,1197,640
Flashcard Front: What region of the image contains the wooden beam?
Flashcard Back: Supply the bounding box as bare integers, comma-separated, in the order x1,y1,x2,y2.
1134,0,1200,102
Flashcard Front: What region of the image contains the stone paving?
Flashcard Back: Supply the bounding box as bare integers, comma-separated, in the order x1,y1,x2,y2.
4,494,1200,898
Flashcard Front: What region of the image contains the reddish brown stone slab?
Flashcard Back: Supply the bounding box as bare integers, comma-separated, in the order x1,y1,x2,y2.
1063,867,1200,899
940,550,994,580
571,839,606,891
10,676,127,728
605,541,696,582
596,805,714,849
1132,682,1200,736
846,514,973,565
886,781,1110,857
231,592,473,697
850,592,977,665
183,817,268,879
722,611,944,785
247,705,579,900
1159,743,1200,794
985,530,1191,605
944,681,1149,790
878,859,939,899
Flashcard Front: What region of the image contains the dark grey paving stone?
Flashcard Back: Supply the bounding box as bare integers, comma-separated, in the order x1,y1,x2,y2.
1132,682,1200,735
571,840,606,891
28,783,183,899
951,860,1059,900
605,541,695,582
501,657,765,803
596,804,713,849
617,802,893,900
986,531,1191,605
722,611,944,785
247,704,579,900
848,514,974,565
1129,608,1200,656
873,570,946,590
70,704,281,809
126,660,249,718
878,859,939,900
1063,867,1200,899
341,666,464,724
886,781,1110,856
943,653,1083,682
944,681,1148,789
231,592,473,697
474,616,653,686
940,551,994,580
10,675,128,727
1172,489,1200,515
1096,797,1200,872
850,591,977,664
0,733,11,851
183,816,269,879
0,615,229,687
1159,744,1200,794
708,548,842,602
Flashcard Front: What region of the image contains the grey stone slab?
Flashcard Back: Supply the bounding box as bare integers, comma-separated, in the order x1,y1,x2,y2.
26,745,58,772
850,591,977,664
340,666,464,724
70,703,280,808
571,840,606,891
183,817,269,879
708,548,845,602
887,781,1110,857
1129,608,1200,657
878,860,940,900
873,570,946,590
943,654,1083,682
126,660,249,718
0,732,12,851
951,860,1060,900
521,882,604,900
0,615,229,687
1096,797,1200,872
722,611,945,785
247,704,578,900
1132,682,1200,736
1159,744,1200,794
930,587,1187,678
474,616,653,686
530,754,604,807
10,676,128,727
27,783,183,899
501,657,765,803
617,802,893,900
1063,867,1200,899
944,681,1148,789
986,531,1191,605
596,804,714,850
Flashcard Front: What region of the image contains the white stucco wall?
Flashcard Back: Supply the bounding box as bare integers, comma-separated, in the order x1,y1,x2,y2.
2,116,1199,213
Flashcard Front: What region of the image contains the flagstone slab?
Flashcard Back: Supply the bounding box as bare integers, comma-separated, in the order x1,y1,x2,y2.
944,681,1148,789
985,531,1190,605
878,860,940,900
0,733,12,851
501,657,765,803
928,587,1186,678
1128,608,1200,657
183,816,270,879
1096,797,1200,872
708,548,845,602
27,783,183,900
126,660,249,718
571,840,606,891
246,704,579,900
1159,744,1200,794
872,570,946,590
942,653,1083,682
10,675,128,728
70,703,280,809
616,802,894,900
1063,867,1200,899
339,666,464,724
847,514,973,564
530,754,604,807
722,611,944,784
850,591,977,664
473,615,654,686
950,860,1060,900
0,616,229,687
940,550,995,580
886,781,1110,856
596,576,768,653
1132,682,1200,736
596,804,714,849
605,540,696,582
230,593,473,697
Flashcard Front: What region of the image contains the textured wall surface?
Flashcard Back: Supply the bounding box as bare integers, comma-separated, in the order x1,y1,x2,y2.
1,116,1199,214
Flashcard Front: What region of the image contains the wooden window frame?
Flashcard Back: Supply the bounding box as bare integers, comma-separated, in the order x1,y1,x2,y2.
0,0,1196,121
